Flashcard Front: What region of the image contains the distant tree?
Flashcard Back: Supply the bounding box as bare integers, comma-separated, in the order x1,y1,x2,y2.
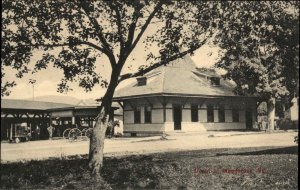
215,1,299,130
2,0,222,177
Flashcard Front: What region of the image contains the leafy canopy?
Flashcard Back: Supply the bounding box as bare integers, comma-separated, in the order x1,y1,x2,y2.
2,0,222,95
215,1,299,102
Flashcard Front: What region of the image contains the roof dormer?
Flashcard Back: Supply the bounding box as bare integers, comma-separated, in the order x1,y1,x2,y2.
136,76,147,86
210,77,220,86
192,68,221,86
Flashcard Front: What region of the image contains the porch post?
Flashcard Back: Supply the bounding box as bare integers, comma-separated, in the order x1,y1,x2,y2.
72,117,75,125
10,123,13,140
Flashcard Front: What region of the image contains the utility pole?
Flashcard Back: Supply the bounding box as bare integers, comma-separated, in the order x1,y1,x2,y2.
29,79,36,101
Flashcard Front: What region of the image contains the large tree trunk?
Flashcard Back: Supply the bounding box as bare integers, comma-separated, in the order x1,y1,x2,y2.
267,97,276,131
88,106,109,178
88,68,121,178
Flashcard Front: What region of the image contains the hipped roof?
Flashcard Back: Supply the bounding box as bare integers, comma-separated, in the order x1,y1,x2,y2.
113,55,246,100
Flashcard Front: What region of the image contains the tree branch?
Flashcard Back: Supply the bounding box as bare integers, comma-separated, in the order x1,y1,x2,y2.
125,1,163,58
111,3,125,60
118,38,209,82
17,41,105,52
78,1,117,66
125,7,141,53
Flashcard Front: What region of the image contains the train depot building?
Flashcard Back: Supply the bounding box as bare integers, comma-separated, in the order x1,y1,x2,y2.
113,56,258,137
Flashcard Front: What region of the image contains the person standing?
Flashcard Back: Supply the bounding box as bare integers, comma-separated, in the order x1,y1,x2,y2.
114,119,123,137
262,120,267,131
35,125,41,140
57,125,61,137
118,119,123,136
26,126,31,141
113,120,119,137
47,124,54,140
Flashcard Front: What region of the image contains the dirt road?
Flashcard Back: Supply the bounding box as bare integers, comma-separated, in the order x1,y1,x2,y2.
1,131,297,163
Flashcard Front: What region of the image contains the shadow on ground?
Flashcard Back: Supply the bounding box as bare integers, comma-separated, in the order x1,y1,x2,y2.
215,146,298,157
101,146,299,189
1,146,298,190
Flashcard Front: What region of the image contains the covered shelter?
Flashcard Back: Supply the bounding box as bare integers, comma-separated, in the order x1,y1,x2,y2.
1,99,122,141
1,99,73,140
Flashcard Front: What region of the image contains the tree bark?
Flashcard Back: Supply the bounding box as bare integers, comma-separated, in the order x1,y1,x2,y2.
267,97,276,131
88,67,121,178
88,107,109,179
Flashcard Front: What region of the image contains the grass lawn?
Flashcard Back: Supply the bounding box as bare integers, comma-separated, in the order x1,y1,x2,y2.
1,146,298,190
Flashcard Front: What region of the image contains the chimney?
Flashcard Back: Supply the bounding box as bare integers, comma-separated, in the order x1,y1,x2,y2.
136,76,147,86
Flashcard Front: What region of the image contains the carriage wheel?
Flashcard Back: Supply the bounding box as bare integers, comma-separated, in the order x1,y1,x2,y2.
68,128,82,141
81,128,87,135
85,128,93,138
63,128,71,139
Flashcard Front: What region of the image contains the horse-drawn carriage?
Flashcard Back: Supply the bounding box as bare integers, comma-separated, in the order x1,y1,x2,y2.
61,120,121,141
61,125,93,140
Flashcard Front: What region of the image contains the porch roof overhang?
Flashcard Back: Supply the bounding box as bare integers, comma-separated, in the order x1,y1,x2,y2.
1,108,49,113
112,92,259,101
48,106,98,118
47,106,98,112
47,105,119,112
48,106,120,118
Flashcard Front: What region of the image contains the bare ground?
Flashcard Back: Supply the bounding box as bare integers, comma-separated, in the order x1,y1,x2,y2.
1,131,297,163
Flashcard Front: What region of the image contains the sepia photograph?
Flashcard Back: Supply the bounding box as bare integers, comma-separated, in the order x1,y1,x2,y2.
1,1,299,189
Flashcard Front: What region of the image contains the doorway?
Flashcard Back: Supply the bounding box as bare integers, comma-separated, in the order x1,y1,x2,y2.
173,104,182,130
246,108,253,129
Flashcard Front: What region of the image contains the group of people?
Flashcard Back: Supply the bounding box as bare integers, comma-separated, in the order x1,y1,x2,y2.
26,123,54,140
257,119,279,131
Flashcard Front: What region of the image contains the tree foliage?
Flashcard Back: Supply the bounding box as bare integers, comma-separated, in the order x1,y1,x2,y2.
215,1,299,102
2,0,223,95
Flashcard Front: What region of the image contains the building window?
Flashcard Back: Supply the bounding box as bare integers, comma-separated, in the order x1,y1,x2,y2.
134,107,141,123
144,106,152,123
207,105,214,122
191,104,199,122
218,105,225,122
232,109,239,122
